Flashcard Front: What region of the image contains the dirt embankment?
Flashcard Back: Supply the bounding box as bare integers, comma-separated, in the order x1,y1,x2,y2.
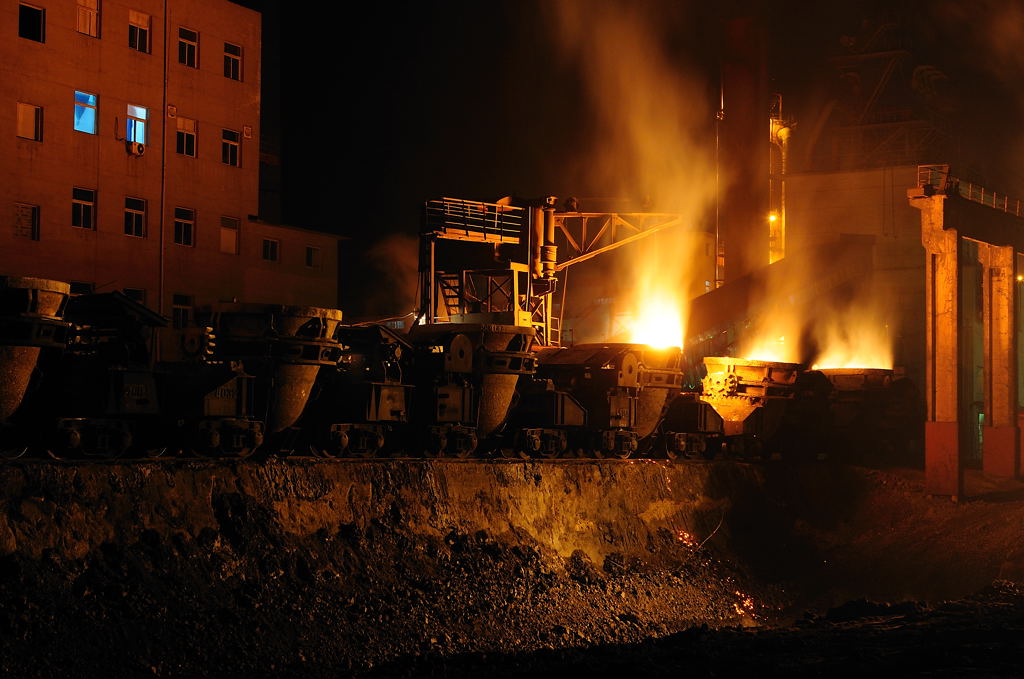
0,459,1020,677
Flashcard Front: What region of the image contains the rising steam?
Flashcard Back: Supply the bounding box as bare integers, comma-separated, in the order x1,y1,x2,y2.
737,250,895,369
548,0,719,347
361,234,419,323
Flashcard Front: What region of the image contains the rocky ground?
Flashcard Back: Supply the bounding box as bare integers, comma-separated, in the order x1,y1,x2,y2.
0,489,766,677
0,460,1020,678
375,581,1024,678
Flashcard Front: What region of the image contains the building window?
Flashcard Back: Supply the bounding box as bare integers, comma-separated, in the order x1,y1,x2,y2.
221,129,240,166
305,246,321,268
76,0,99,38
14,203,40,240
171,294,192,329
74,91,97,134
262,239,279,262
128,10,149,52
19,4,44,43
173,207,194,246
178,27,198,68
72,188,96,229
123,288,145,304
124,197,146,237
69,281,95,295
126,104,147,144
16,103,42,141
175,117,196,156
224,42,241,80
219,216,239,254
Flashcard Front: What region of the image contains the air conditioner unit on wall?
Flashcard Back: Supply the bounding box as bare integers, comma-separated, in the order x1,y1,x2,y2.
126,141,145,156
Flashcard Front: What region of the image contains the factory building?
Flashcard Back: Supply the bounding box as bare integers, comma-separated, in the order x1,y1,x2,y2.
0,0,340,323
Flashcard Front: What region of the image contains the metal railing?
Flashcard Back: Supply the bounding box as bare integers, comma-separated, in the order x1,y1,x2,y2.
423,198,525,243
918,164,1024,217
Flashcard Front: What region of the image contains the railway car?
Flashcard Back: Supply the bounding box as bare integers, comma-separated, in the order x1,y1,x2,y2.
0,269,922,463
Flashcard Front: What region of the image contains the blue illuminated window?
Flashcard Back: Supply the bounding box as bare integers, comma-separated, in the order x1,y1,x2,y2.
126,104,146,144
74,90,97,134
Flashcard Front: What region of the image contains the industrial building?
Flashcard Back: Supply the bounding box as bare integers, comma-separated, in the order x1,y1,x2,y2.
686,15,1024,495
0,0,341,324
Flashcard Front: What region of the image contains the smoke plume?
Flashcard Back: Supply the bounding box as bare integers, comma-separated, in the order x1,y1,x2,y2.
547,0,720,344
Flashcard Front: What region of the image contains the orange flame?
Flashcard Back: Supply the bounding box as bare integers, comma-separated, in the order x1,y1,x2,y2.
628,291,684,348
675,530,697,547
739,311,801,363
742,334,798,363
811,307,893,370
548,0,716,349
733,590,757,618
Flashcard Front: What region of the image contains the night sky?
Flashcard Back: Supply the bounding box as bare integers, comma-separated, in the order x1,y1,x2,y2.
238,0,1024,316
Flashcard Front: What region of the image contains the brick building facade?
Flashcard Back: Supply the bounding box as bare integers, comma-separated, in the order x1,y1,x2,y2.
0,0,340,322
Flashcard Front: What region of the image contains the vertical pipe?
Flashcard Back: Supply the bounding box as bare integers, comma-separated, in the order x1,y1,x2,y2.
714,73,724,288
542,206,557,278
159,0,168,314
530,206,544,278
156,0,169,359
559,266,569,347
544,207,555,245
429,238,435,323
779,131,786,261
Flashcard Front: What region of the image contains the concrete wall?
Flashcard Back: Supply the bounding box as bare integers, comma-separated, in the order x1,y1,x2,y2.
0,0,340,313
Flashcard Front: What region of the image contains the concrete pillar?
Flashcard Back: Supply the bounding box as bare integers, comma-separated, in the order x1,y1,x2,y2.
910,189,962,497
978,243,1020,477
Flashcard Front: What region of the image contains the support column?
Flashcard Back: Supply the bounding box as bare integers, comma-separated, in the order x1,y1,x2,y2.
979,243,1020,478
910,188,962,497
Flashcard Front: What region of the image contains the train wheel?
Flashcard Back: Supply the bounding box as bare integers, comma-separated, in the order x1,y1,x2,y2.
140,447,168,459
498,447,518,459
539,447,561,460
0,446,28,460
229,447,255,460
613,449,633,460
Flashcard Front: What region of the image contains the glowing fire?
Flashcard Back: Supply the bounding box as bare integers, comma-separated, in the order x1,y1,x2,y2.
675,530,697,547
733,590,757,618
628,294,684,348
742,334,798,363
737,310,801,363
811,321,892,370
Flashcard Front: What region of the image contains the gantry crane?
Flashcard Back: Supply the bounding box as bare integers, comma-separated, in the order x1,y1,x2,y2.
416,196,689,347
